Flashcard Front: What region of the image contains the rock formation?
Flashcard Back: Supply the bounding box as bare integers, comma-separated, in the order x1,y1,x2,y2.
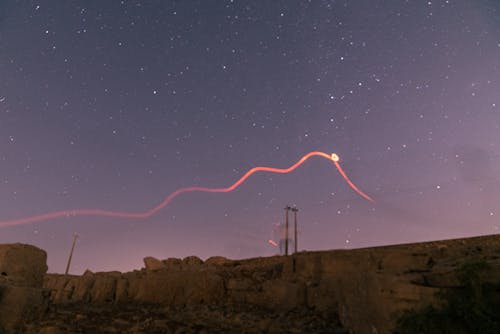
1,234,500,333
143,256,165,271
0,243,48,286
0,243,49,332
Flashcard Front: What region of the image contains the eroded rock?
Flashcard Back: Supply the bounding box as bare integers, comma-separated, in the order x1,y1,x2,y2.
182,256,203,266
204,256,231,266
37,234,500,334
0,244,49,333
0,243,48,287
143,256,165,271
162,258,182,271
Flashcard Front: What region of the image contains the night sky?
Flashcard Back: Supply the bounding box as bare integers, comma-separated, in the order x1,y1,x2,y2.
1,1,499,274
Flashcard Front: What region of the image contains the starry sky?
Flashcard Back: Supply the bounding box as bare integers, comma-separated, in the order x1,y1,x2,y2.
0,0,499,274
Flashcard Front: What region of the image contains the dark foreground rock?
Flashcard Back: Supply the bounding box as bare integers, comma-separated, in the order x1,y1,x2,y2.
0,243,48,287
0,244,49,332
41,234,500,333
22,303,346,334
1,234,500,333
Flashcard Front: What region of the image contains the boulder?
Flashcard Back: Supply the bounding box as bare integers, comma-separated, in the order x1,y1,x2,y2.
0,243,49,332
90,274,117,303
163,258,182,271
205,256,231,266
46,275,72,303
122,271,143,300
114,277,129,303
144,257,165,271
0,243,48,287
0,285,48,332
83,269,94,276
182,256,203,266
72,272,95,302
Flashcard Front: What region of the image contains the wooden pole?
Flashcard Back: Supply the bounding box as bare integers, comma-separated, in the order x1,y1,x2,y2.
285,206,290,256
65,233,79,275
292,207,298,254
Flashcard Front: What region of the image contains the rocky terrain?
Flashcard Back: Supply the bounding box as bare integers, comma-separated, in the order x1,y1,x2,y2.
1,234,499,333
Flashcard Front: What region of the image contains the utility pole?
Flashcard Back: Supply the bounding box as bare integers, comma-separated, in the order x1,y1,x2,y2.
292,206,298,254
284,205,291,255
65,233,79,275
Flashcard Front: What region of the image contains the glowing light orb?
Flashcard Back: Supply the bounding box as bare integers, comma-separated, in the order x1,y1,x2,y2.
331,153,340,162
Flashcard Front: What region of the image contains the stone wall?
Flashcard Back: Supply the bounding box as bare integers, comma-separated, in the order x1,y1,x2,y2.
42,234,500,333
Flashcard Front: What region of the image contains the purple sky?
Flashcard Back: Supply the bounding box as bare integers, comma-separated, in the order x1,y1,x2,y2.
0,0,499,274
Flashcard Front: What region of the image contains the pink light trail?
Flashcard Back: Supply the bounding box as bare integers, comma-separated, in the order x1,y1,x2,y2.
0,151,374,228
268,239,278,247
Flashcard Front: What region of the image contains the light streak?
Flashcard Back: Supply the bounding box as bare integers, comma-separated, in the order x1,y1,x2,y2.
331,153,375,203
0,151,374,227
268,239,278,247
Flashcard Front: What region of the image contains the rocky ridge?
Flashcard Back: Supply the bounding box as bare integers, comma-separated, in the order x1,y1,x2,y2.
1,234,500,333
